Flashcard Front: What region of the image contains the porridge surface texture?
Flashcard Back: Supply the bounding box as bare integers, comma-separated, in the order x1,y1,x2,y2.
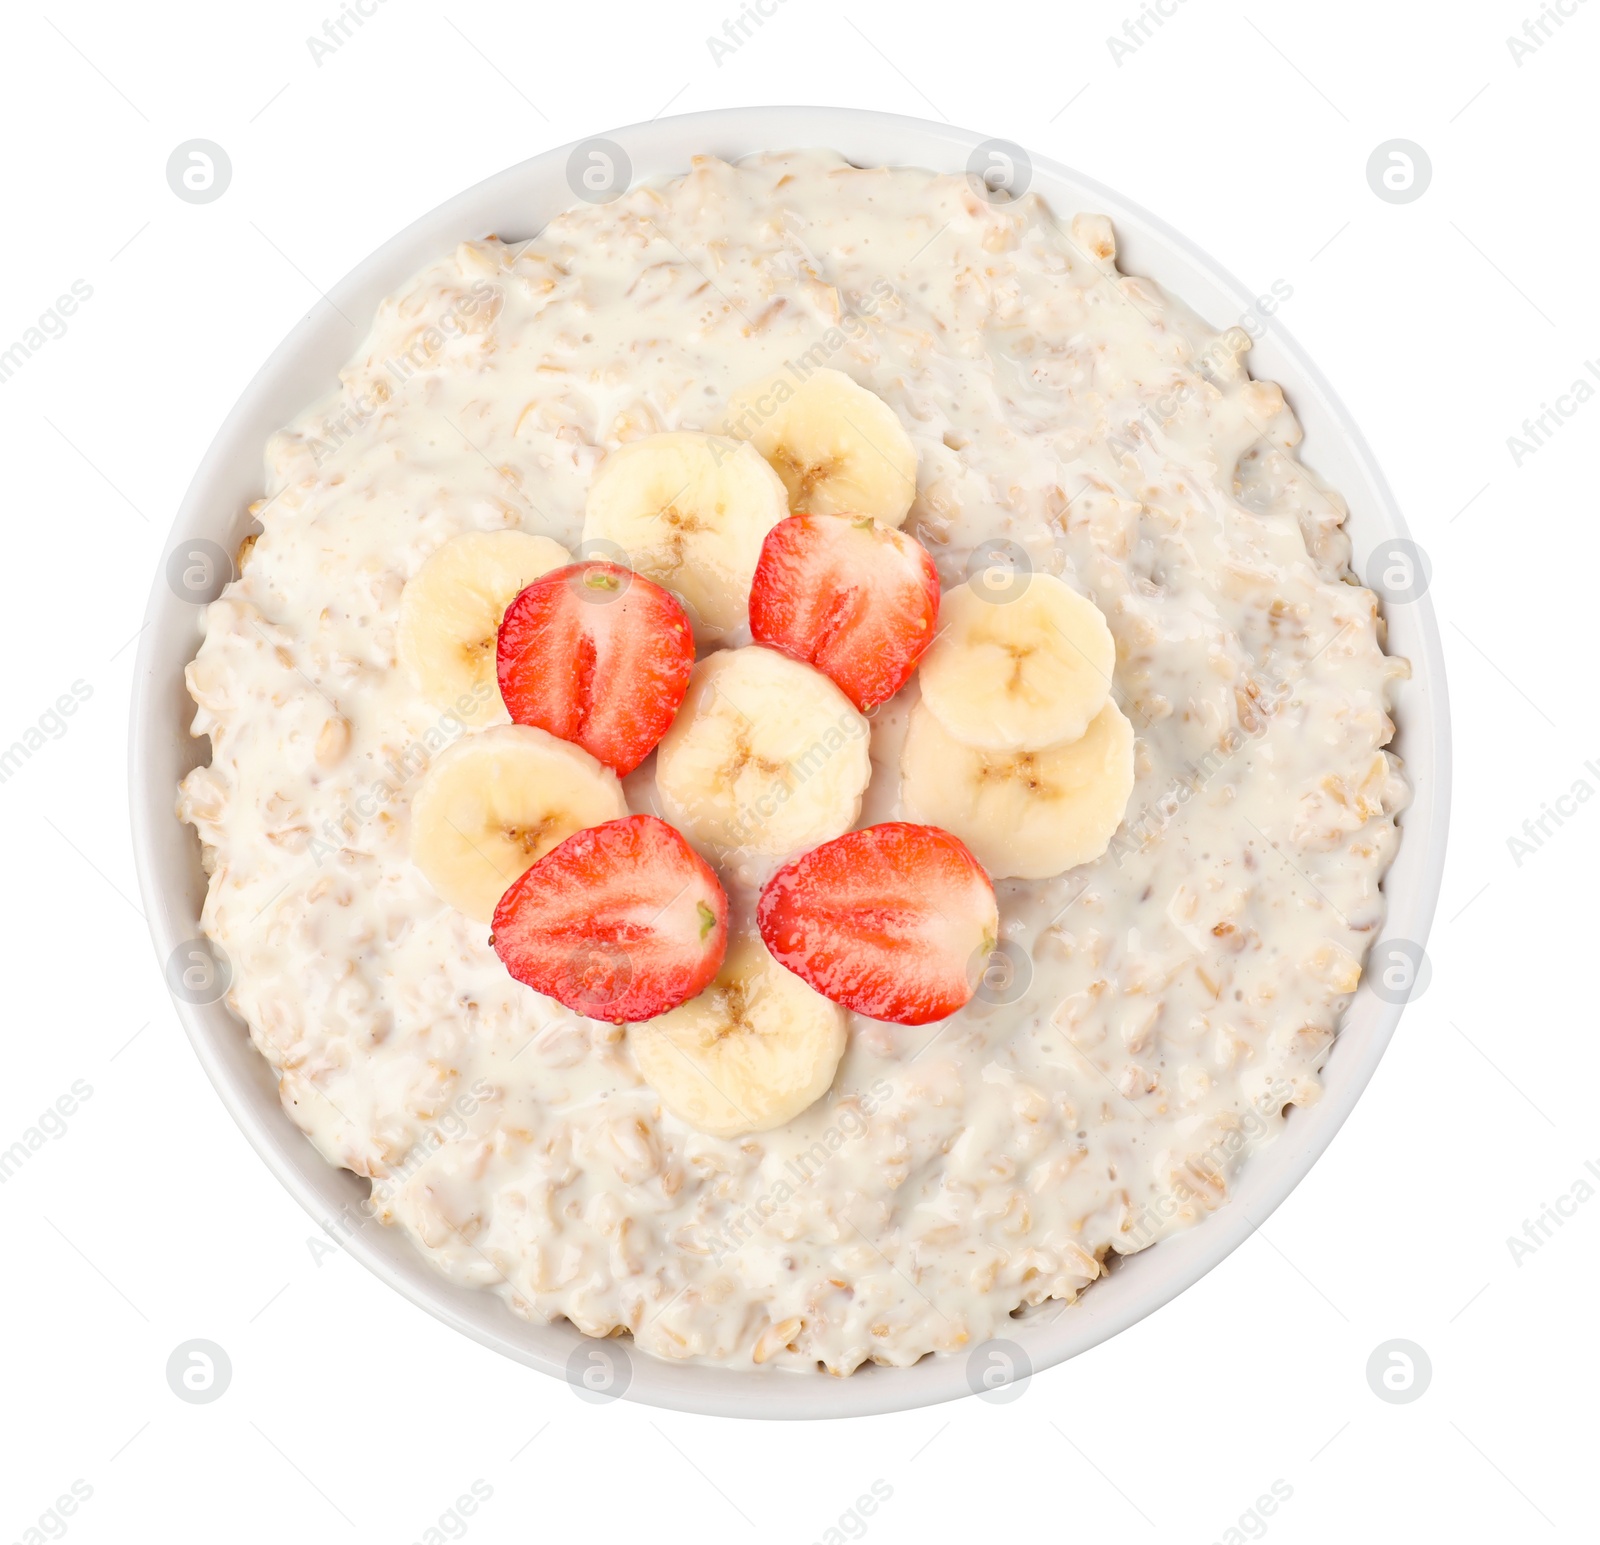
179,150,1408,1373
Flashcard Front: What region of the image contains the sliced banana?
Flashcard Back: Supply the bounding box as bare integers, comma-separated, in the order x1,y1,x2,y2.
900,698,1135,879
918,572,1116,751
654,646,871,861
409,724,627,921
629,934,847,1138
582,431,788,642
398,529,571,717
724,367,918,526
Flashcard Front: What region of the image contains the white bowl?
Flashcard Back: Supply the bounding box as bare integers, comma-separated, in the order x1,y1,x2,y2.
129,106,1451,1420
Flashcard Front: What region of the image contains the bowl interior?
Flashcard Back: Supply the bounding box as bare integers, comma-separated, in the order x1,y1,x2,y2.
129,105,1449,1419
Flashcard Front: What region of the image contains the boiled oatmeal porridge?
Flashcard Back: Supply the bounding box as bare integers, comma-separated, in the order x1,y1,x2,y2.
178,149,1409,1374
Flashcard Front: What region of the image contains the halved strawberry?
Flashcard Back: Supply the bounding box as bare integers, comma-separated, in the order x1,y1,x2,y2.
756,822,998,1025
497,561,694,775
747,514,940,711
492,814,728,1024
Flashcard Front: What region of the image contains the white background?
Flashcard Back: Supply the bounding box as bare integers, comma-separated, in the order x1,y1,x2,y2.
1,0,1594,1540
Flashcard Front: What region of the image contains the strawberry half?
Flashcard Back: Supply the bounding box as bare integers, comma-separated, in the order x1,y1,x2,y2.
757,822,998,1025
492,814,728,1023
497,561,694,775
747,514,940,711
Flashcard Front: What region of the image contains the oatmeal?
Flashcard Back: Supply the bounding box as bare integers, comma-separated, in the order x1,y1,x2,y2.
179,150,1408,1373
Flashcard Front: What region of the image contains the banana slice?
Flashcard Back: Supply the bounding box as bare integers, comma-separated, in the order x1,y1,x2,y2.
628,934,847,1137
409,724,627,921
582,431,789,642
918,572,1116,751
899,699,1135,879
724,368,918,526
654,646,871,861
398,530,571,717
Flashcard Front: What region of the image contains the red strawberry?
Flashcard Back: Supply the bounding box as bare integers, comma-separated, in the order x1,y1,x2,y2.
747,514,940,711
497,561,694,775
757,823,998,1025
492,814,728,1023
